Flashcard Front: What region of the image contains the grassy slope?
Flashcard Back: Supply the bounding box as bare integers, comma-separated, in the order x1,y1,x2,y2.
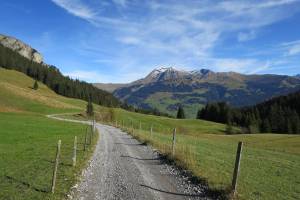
0,68,96,200
2,68,299,199
0,68,86,114
92,107,300,200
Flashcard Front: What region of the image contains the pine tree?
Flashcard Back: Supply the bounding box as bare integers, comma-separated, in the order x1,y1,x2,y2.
225,122,233,134
176,105,185,119
33,80,38,90
261,119,271,133
86,98,94,117
196,109,202,119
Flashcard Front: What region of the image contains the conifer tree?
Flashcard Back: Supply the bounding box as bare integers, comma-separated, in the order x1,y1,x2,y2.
33,80,38,90
86,97,94,117
176,105,185,119
196,109,202,119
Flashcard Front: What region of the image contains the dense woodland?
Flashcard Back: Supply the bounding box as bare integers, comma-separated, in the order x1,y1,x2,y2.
0,44,174,117
197,91,300,134
0,44,121,107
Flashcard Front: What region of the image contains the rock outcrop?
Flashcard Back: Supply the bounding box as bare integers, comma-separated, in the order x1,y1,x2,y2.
0,34,43,63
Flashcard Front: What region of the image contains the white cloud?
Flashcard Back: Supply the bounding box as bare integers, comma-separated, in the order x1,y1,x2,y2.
64,69,144,83
238,30,257,42
280,40,300,56
64,70,101,82
288,44,300,55
112,0,127,7
51,0,300,81
208,58,265,74
117,36,141,45
51,0,96,20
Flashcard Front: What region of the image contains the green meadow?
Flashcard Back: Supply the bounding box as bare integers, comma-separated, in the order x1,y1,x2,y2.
0,68,96,199
1,68,299,200
93,106,300,200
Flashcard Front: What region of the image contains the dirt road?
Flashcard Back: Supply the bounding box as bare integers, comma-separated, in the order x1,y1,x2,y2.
67,123,212,200
46,115,213,199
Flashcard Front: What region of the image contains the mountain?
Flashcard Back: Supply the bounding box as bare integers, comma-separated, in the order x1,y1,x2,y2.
0,34,43,63
93,83,127,93
109,67,300,118
0,34,120,107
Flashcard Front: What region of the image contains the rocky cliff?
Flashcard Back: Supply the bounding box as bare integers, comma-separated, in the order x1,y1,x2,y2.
0,34,43,63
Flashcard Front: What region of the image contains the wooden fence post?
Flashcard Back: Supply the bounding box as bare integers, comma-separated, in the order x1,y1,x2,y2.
90,124,93,145
93,118,95,132
51,140,61,193
84,128,88,151
150,124,153,137
72,136,77,167
232,141,243,196
172,128,176,156
139,121,142,130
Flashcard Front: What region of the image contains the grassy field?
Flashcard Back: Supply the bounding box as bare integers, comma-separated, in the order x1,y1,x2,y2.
0,68,86,114
87,106,300,200
122,125,300,199
1,68,299,199
0,68,96,199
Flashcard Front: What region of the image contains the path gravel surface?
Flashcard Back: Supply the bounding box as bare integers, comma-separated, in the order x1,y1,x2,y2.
68,123,214,200
47,115,214,200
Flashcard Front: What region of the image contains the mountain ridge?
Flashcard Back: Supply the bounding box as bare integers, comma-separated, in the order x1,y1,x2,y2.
0,34,43,63
94,66,300,118
0,34,121,107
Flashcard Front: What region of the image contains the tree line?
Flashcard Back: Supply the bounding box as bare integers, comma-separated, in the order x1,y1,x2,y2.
0,43,175,117
0,44,121,107
197,91,300,134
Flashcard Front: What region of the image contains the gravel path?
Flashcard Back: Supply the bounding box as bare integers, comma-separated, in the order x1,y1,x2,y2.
47,115,213,200
66,123,213,200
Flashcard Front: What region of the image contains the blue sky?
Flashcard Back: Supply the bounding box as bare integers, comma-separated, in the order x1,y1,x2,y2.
1,0,300,83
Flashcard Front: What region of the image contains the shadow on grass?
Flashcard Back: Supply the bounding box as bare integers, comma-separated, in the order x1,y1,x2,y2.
42,159,72,167
4,175,49,193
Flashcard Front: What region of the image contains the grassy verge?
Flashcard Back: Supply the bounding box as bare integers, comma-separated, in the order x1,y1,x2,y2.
113,119,300,200
0,112,97,200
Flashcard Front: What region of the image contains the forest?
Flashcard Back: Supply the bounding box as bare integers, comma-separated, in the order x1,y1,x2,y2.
0,44,120,107
197,91,300,134
0,44,174,117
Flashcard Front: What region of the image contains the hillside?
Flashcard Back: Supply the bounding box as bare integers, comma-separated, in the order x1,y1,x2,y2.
93,83,127,93
0,34,43,63
0,38,120,108
104,67,300,118
0,67,86,114
0,68,99,199
198,90,300,134
1,68,300,200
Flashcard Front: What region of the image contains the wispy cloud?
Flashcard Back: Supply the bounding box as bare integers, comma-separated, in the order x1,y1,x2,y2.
51,0,96,20
281,40,300,56
64,69,144,83
238,30,257,42
50,0,300,82
112,0,127,7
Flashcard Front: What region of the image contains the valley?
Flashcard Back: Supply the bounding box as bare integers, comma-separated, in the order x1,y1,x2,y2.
96,67,300,118
1,67,299,200
1,2,300,199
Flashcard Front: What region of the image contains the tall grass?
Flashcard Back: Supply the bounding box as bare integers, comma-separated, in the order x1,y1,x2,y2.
108,118,300,200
